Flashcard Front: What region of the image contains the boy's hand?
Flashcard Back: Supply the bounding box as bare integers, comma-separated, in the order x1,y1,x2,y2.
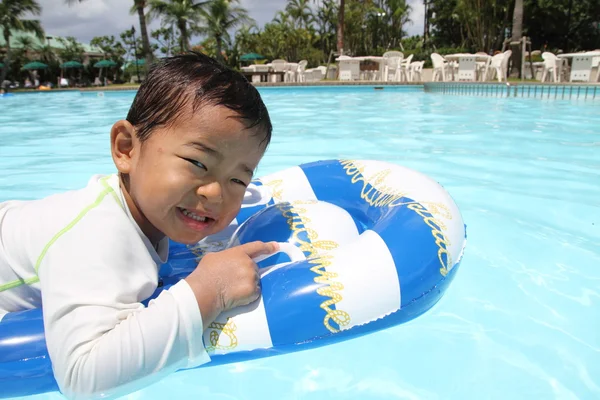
184,241,278,329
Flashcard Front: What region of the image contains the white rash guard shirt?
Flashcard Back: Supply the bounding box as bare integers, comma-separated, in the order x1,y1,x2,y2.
0,174,210,399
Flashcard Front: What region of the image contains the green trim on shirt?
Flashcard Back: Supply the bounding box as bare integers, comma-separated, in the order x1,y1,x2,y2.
0,275,40,292
0,176,120,293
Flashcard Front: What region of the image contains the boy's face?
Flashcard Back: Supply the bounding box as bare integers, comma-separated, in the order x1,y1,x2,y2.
112,104,267,245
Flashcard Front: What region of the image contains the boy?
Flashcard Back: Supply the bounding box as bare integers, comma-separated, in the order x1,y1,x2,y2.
0,52,278,399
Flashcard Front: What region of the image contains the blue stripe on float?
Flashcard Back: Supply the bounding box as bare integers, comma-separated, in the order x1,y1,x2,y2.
300,160,382,234
0,307,59,396
0,308,47,363
234,202,296,245
0,306,43,323
374,202,444,308
235,204,269,225
0,356,59,397
261,258,338,346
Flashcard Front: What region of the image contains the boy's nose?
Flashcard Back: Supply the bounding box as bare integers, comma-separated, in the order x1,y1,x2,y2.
196,181,223,205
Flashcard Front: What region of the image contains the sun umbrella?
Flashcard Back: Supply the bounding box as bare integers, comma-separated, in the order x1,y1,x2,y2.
240,53,265,61
60,61,84,69
21,61,48,70
93,59,118,68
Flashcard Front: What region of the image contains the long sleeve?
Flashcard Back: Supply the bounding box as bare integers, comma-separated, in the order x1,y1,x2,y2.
38,207,210,400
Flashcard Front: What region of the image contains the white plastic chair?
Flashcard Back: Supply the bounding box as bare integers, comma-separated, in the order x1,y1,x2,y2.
593,54,600,82
409,61,424,82
475,52,490,81
500,50,512,81
540,52,560,82
296,60,308,83
398,54,413,82
487,53,506,82
430,53,448,82
383,51,403,59
383,56,403,81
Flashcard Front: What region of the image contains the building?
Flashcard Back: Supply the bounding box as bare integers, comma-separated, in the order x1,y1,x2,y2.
0,30,104,65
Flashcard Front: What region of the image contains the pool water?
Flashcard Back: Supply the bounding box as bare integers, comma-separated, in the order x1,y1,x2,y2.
1,87,599,399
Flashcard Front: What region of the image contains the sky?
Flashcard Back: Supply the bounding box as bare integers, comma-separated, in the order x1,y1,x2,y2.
35,0,425,45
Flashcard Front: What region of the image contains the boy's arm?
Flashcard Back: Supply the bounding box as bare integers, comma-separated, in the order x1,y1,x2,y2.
38,216,210,400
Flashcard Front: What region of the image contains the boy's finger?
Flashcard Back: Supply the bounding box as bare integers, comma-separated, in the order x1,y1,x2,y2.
238,241,279,258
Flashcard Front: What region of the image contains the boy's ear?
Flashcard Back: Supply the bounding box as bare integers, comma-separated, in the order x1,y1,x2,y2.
111,120,136,174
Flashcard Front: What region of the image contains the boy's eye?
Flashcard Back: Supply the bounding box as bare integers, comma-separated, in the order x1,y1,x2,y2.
184,158,207,171
231,178,247,187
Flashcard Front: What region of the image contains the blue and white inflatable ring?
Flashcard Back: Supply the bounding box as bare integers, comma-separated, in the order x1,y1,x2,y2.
0,159,467,398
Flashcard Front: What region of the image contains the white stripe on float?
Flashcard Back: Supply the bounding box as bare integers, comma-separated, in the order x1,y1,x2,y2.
317,230,401,331
258,166,318,203
203,295,273,356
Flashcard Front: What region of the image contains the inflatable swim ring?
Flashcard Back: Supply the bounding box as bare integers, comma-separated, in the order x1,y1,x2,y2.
0,159,467,398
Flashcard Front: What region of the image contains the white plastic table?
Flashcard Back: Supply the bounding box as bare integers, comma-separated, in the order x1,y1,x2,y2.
557,52,600,82
444,54,492,81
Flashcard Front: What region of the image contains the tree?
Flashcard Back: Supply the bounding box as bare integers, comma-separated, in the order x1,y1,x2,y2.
130,1,155,68
0,0,44,84
509,0,523,78
524,0,600,52
314,0,337,59
337,0,345,54
151,26,181,56
90,36,127,63
148,0,206,52
286,0,314,29
66,0,153,72
197,0,253,64
381,0,411,49
57,36,85,62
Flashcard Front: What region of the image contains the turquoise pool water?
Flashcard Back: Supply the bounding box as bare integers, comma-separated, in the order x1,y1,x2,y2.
1,87,599,399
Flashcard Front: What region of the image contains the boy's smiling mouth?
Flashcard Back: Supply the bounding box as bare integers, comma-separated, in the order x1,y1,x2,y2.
176,207,216,232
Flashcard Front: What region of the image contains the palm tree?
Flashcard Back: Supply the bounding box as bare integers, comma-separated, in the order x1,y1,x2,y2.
337,0,345,54
65,0,153,71
148,0,206,52
130,1,155,68
510,0,523,78
511,0,523,42
286,0,314,29
0,0,44,84
37,44,57,65
382,0,411,49
197,0,253,64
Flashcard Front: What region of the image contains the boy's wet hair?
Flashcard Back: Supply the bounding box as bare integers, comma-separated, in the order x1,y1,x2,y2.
126,51,272,146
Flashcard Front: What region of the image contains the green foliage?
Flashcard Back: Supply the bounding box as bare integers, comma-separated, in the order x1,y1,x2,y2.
0,0,45,82
56,36,85,62
427,0,600,53
151,26,181,56
90,36,127,62
524,0,600,51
